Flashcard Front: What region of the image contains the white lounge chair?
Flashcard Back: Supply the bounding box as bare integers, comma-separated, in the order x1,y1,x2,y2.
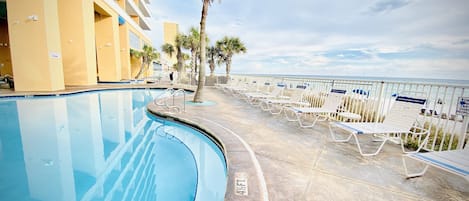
402,148,469,181
284,89,346,128
228,81,259,97
259,88,311,115
328,96,430,156
219,79,241,93
243,85,285,105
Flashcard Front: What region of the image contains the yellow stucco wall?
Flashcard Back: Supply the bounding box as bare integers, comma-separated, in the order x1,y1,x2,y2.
163,22,178,66
130,55,142,79
163,22,178,45
119,24,131,80
58,0,97,85
7,0,65,91
94,1,122,82
4,0,154,90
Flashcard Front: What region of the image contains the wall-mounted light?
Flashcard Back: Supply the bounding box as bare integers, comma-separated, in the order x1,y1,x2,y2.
28,15,39,21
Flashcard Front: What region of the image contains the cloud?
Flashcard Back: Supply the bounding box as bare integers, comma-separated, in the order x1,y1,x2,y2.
323,49,374,60
367,0,413,14
148,0,469,80
453,39,469,46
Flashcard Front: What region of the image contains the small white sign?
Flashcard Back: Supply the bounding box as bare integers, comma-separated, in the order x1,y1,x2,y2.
234,172,248,196
49,52,61,59
456,97,469,116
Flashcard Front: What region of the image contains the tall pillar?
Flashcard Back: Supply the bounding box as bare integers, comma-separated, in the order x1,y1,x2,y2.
7,0,65,91
94,3,121,82
119,23,131,80
58,0,97,86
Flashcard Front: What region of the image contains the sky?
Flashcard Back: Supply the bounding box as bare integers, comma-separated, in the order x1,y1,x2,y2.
146,0,469,80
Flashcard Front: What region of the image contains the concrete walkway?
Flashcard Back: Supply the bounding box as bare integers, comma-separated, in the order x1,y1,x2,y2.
148,86,469,201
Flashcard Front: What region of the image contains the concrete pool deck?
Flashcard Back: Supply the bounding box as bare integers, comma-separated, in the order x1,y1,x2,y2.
147,86,469,201
2,84,468,200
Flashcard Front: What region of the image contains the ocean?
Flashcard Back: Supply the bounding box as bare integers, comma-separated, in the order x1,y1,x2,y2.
238,74,469,86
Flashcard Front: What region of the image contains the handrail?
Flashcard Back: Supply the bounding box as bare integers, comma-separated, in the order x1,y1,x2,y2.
173,89,187,112
153,88,173,106
153,88,188,113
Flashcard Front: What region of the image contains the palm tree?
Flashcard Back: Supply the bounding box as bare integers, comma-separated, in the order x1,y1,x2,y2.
193,0,218,102
216,36,246,80
206,45,219,76
186,27,200,77
132,44,160,79
161,43,175,70
182,53,191,62
174,33,188,79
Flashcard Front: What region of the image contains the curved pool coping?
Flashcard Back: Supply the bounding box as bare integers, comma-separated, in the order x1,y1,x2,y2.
146,94,269,201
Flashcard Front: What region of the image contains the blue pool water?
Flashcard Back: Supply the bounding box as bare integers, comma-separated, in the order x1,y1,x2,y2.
0,89,227,201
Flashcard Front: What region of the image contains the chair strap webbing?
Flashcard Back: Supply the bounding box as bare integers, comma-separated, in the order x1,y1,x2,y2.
396,96,426,105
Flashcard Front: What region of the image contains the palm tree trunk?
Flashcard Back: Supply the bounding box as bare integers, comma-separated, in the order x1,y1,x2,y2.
176,46,185,80
135,58,147,79
193,1,209,102
191,50,197,79
225,57,232,80
209,62,215,77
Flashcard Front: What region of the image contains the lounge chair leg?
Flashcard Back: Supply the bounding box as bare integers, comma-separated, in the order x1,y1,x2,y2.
298,113,316,128
284,108,299,122
269,105,283,115
353,134,387,156
402,155,429,179
259,101,271,111
328,123,353,142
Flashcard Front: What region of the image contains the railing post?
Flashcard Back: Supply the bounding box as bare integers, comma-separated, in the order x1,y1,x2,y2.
458,116,468,149
374,81,385,123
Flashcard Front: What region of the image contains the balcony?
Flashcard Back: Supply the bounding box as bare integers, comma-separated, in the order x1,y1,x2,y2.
125,0,150,30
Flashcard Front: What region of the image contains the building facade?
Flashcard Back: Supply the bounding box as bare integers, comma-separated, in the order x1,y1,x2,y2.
0,0,153,91
162,22,178,70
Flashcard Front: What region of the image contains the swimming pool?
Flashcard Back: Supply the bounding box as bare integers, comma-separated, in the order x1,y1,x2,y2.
0,89,227,201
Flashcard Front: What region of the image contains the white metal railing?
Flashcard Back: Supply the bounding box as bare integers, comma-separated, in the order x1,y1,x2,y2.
153,88,188,113
229,75,469,152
